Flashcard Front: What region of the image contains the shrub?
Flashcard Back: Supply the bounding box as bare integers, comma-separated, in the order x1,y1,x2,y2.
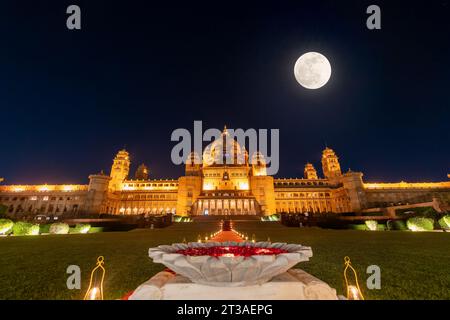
261,214,281,222
29,224,40,235
387,220,407,231
13,222,40,236
407,217,434,231
387,220,402,230
88,227,104,233
39,224,51,234
49,222,70,235
438,215,450,230
348,224,368,231
173,216,192,223
377,224,386,231
365,220,378,231
0,219,14,235
72,223,91,234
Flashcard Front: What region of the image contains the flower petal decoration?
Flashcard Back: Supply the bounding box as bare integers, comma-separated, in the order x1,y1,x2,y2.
148,242,313,287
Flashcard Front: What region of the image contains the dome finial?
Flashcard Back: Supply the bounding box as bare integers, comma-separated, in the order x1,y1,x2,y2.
223,125,227,132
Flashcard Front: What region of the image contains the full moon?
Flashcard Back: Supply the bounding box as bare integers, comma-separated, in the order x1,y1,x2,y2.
294,52,332,89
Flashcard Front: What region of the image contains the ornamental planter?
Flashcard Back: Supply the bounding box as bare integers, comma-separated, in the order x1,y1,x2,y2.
148,241,312,287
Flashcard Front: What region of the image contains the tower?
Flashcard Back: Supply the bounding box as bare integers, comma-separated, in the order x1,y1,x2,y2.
341,171,366,212
86,172,111,214
304,163,318,179
321,147,342,179
109,150,130,191
249,151,275,215
185,152,202,176
251,152,267,177
135,164,149,180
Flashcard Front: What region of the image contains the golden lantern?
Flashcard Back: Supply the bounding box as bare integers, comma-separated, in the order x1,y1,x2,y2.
343,256,364,300
83,256,106,300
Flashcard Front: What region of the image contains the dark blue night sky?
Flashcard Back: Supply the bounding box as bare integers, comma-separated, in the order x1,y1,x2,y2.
1,0,449,184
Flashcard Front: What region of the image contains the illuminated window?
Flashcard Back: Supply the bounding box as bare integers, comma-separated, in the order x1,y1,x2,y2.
30,196,37,201
43,196,49,201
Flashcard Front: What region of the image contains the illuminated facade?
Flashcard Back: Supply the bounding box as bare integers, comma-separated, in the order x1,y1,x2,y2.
1,128,450,216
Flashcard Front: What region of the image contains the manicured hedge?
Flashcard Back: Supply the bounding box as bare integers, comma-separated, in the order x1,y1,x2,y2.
349,223,386,231
438,215,450,230
39,224,51,234
387,220,408,231
0,219,14,235
173,216,192,223
365,220,378,231
348,224,368,231
71,223,91,234
49,223,70,235
261,214,280,222
13,222,40,236
407,217,434,231
88,227,104,233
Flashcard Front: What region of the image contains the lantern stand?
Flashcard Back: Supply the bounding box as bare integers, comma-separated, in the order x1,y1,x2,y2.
343,256,365,300
83,256,106,300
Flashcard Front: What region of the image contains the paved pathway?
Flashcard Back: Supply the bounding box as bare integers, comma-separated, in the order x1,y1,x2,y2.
210,231,243,242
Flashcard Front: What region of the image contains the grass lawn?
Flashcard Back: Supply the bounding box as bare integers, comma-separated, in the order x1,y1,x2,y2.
1,220,449,300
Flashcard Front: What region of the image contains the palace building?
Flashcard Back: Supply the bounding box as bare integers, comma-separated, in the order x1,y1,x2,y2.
1,128,450,217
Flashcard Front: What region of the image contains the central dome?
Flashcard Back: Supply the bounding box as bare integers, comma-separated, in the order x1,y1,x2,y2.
203,127,248,166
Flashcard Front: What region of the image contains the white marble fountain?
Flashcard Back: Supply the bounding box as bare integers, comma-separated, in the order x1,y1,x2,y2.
128,241,339,300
